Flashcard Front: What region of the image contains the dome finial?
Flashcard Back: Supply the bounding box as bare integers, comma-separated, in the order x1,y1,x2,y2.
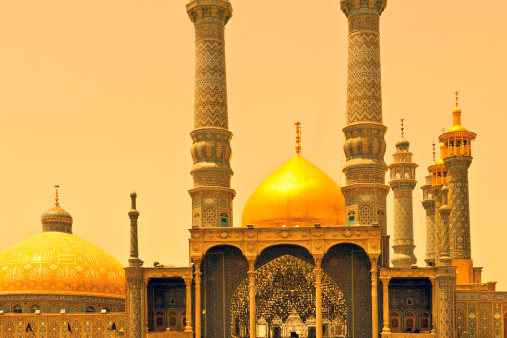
401,118,404,138
455,90,459,107
295,121,301,155
432,139,436,162
54,185,60,207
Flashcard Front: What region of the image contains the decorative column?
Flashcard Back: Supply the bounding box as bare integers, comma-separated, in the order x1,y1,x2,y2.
192,255,203,338
421,174,436,266
379,274,391,334
126,192,144,338
246,256,257,338
186,0,236,228
369,253,380,338
340,0,390,267
183,274,194,332
429,276,437,334
314,255,324,338
388,121,418,268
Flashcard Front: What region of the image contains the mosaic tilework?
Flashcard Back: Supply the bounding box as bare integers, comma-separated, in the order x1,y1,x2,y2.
468,302,477,338
456,302,467,337
125,268,143,338
493,302,502,338
444,157,473,260
478,302,492,337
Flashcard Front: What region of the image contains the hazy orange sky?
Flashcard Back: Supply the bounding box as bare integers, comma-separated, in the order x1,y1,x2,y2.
0,0,506,289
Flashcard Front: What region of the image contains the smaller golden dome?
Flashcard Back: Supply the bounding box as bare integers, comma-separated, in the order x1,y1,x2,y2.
396,137,410,148
41,206,73,234
241,155,345,227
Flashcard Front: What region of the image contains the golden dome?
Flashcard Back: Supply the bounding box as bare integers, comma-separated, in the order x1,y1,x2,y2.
0,232,125,298
241,155,345,227
0,197,124,299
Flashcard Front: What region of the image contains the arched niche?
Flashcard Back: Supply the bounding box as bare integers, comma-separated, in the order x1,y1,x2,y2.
230,254,347,338
154,310,165,332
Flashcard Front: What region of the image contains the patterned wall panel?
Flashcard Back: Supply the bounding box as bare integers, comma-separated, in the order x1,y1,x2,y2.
456,302,467,337
493,302,502,338
205,253,224,337
478,302,492,338
468,302,477,338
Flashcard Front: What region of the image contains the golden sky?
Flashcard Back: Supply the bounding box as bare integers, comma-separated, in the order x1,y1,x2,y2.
0,0,506,288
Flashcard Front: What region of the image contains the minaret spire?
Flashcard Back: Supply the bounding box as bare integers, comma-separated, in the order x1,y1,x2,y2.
54,184,60,207
340,0,390,262
295,121,302,155
187,0,235,228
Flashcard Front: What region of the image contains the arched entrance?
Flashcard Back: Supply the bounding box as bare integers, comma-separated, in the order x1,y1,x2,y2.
231,255,346,338
154,311,165,331
167,310,178,331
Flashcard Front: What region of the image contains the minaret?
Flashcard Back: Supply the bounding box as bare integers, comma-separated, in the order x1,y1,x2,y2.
428,143,447,266
388,120,418,267
187,0,235,228
125,192,144,338
421,145,436,266
440,92,476,283
340,1,390,268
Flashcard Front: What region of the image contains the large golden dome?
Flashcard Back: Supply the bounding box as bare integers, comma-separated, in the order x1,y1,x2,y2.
241,155,345,227
0,202,125,299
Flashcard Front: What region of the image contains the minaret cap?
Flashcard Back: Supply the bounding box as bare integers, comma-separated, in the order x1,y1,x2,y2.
41,185,73,234
395,119,410,148
447,91,467,133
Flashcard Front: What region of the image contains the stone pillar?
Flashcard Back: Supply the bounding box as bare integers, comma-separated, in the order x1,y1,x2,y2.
369,253,380,338
314,255,323,338
435,265,456,338
186,0,236,228
247,257,256,338
421,175,436,266
183,275,194,332
125,268,144,338
429,276,437,334
192,255,203,338
380,275,391,334
340,0,390,244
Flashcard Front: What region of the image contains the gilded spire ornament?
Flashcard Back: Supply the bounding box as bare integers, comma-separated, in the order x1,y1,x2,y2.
295,121,301,155
455,90,459,107
401,119,404,138
54,185,60,207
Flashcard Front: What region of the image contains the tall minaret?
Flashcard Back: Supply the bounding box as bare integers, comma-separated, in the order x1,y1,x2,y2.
421,143,436,266
340,1,390,236
187,0,235,228
440,92,476,283
428,143,447,266
388,120,418,267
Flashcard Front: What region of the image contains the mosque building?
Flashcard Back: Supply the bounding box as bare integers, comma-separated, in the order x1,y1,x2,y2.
124,0,507,338
0,0,505,338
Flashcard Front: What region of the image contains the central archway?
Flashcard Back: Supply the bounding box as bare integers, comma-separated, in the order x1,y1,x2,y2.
231,255,347,338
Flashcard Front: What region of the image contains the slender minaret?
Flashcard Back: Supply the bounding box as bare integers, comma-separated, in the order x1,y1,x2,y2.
388,120,418,267
440,92,476,283
421,144,436,266
187,0,235,228
340,1,390,237
428,143,447,266
125,192,144,338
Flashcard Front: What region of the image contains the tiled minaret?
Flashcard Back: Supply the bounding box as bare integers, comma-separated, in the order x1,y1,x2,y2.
428,143,447,266
422,144,437,266
340,1,390,238
440,92,476,283
187,0,235,228
388,120,418,267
